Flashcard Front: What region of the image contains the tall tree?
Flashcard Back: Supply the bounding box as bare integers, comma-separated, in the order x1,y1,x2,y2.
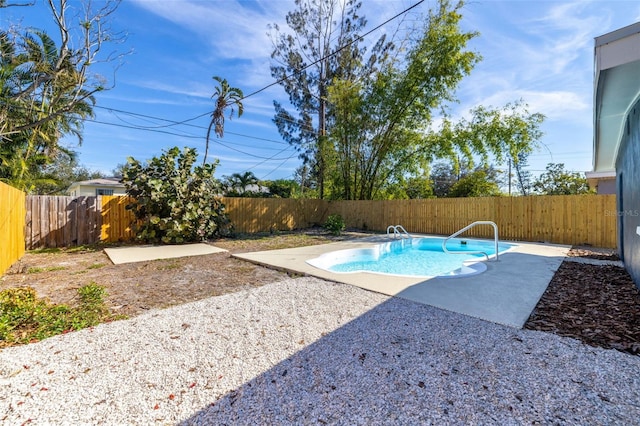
327,0,482,199
0,0,127,191
269,0,392,199
533,163,593,195
448,169,502,197
429,160,502,197
308,0,545,200
0,30,95,189
204,76,244,165
512,151,533,196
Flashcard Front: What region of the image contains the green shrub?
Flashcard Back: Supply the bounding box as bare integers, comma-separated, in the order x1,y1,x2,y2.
0,283,116,346
324,214,346,236
121,147,232,244
75,282,109,328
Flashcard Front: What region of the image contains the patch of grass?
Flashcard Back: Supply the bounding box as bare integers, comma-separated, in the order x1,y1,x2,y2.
156,260,181,270
66,244,102,253
29,245,102,255
218,232,328,251
0,283,122,348
86,263,106,270
29,247,62,254
26,266,68,274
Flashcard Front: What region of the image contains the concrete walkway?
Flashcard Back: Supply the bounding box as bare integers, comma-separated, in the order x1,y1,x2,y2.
233,235,570,328
104,243,227,264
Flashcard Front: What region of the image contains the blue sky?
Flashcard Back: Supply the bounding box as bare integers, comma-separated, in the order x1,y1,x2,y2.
4,0,640,181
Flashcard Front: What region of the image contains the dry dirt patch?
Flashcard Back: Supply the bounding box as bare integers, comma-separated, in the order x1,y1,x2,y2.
0,230,368,318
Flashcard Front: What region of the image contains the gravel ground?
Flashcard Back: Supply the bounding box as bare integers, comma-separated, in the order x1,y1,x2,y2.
1,277,639,425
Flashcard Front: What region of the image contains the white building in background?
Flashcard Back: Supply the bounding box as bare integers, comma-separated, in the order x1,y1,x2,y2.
67,178,126,197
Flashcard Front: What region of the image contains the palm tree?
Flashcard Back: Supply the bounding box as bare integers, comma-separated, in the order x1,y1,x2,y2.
0,29,94,191
225,171,259,195
203,76,244,165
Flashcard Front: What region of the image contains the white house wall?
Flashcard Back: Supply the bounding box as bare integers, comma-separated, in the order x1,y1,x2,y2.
72,186,127,197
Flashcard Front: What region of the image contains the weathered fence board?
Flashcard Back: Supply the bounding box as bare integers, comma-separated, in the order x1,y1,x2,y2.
25,196,101,249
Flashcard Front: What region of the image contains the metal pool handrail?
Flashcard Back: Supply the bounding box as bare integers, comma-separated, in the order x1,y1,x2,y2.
386,224,411,239
442,221,499,261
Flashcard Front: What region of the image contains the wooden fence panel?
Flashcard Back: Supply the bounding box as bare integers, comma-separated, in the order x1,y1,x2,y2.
25,196,101,249
0,182,26,275
221,198,328,233
100,196,136,243
75,196,100,245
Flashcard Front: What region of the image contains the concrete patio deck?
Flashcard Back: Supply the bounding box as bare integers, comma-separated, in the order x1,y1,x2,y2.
233,235,570,328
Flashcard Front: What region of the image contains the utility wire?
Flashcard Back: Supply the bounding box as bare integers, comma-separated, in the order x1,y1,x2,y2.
87,118,299,161
95,105,295,144
212,139,296,160
94,105,210,129
86,119,204,139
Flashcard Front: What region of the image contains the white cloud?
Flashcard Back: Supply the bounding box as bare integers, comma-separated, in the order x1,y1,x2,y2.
477,90,590,122
129,0,288,59
526,1,609,75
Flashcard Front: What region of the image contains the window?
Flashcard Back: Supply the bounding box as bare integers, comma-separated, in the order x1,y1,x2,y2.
96,188,114,196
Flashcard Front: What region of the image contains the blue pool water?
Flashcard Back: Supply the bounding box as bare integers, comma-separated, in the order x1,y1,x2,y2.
307,237,514,278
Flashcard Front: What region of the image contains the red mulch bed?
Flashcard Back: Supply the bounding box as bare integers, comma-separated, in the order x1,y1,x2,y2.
524,247,640,356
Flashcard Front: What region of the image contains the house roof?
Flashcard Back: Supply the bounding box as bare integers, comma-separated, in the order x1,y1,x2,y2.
69,178,125,188
593,21,640,173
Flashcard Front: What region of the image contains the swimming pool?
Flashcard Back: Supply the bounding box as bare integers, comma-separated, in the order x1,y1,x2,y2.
306,237,515,278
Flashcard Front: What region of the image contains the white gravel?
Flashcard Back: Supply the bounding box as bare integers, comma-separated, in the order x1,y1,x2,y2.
1,277,639,425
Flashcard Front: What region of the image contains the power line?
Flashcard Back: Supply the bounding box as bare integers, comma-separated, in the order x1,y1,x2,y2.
257,153,300,179
94,105,210,129
87,118,300,161
211,139,296,160
95,105,294,145
86,119,203,139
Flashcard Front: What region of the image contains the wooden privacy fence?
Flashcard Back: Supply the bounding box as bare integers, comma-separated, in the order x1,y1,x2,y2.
222,197,328,233
22,194,617,249
24,195,136,249
329,195,617,248
0,182,26,275
25,196,101,249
